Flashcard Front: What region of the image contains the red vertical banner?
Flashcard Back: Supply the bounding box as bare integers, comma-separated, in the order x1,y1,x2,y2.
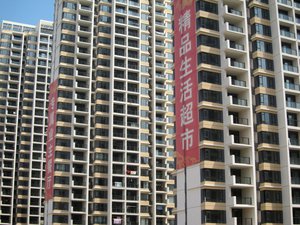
174,0,199,169
45,79,58,201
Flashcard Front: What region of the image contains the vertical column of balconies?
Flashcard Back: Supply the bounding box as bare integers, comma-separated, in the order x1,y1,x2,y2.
50,1,93,224
221,1,257,224
269,0,300,224
150,0,174,224
139,1,151,225
195,1,226,224
249,0,285,224
0,27,23,225
163,0,175,224
14,22,53,225
92,0,112,224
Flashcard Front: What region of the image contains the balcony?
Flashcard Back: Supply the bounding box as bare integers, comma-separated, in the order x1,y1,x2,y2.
286,101,300,109
285,82,300,91
278,0,292,6
283,64,298,73
230,217,253,225
279,13,293,22
227,40,245,51
227,76,247,89
280,30,295,39
232,196,252,206
228,134,250,148
226,22,243,33
231,175,252,186
231,155,251,165
291,157,300,165
226,6,242,16
282,47,297,56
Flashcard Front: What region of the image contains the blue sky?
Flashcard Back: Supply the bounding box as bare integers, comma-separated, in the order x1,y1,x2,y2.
0,0,54,25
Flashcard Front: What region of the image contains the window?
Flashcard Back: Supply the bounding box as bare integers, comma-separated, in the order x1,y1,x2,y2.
259,151,280,164
201,210,226,223
200,148,224,162
62,12,76,21
261,191,282,203
63,2,77,10
199,90,222,104
196,1,218,14
256,94,276,107
201,169,225,182
251,23,271,36
197,17,219,31
250,7,270,19
61,34,75,42
200,128,224,142
199,109,223,122
99,15,111,23
258,132,279,145
62,23,76,31
60,56,74,64
201,189,225,202
198,52,220,66
253,58,274,71
260,170,281,183
99,5,111,12
255,75,275,88
197,34,220,48
261,211,283,223
257,112,278,125
252,40,273,53
198,70,221,84
61,44,74,53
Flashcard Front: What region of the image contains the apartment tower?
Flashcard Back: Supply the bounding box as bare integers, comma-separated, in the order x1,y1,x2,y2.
45,0,175,225
0,21,53,224
175,0,300,224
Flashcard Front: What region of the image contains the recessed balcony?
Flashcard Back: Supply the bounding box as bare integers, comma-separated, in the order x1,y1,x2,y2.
230,175,252,186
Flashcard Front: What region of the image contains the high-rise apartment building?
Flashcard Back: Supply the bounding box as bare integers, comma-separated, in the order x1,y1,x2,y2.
0,20,53,224
45,0,175,225
175,0,300,224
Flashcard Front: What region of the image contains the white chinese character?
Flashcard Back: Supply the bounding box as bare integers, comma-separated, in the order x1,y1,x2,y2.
179,10,191,33
181,128,194,150
46,160,53,175
47,144,53,158
180,78,192,102
47,128,54,142
180,33,191,57
48,111,55,126
179,56,192,79
180,102,193,126
46,176,52,189
49,97,55,110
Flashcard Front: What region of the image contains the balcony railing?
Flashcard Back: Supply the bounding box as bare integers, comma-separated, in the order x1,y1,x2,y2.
235,176,251,185
233,136,250,145
292,196,300,204
280,30,295,38
232,97,248,106
278,0,292,6
282,47,297,55
286,101,300,109
228,24,243,33
235,156,250,164
283,64,298,73
232,117,249,125
236,197,252,205
228,8,242,16
231,60,245,69
279,13,293,21
229,41,244,51
285,82,300,91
